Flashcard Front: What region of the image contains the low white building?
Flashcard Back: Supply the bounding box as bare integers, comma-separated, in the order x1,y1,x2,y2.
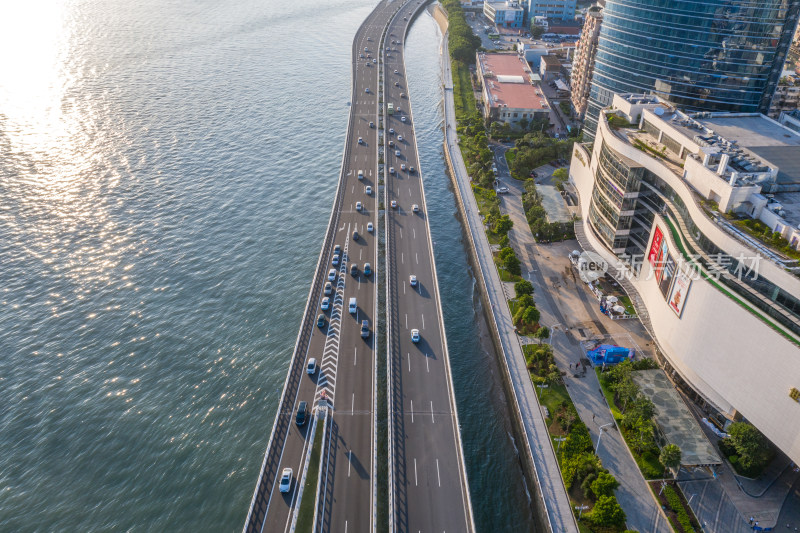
570,93,800,465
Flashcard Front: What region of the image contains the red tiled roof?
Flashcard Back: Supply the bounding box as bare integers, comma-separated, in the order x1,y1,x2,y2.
479,53,549,111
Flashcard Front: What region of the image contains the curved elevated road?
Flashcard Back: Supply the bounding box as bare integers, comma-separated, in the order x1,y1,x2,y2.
244,1,473,532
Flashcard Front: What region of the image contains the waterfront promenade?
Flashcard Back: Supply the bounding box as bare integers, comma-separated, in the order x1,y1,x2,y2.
438,26,578,533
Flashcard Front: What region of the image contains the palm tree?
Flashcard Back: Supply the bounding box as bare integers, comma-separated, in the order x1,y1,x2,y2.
660,444,682,478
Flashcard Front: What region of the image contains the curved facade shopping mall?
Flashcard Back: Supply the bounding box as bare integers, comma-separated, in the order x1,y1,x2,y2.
570,93,800,464
584,0,800,139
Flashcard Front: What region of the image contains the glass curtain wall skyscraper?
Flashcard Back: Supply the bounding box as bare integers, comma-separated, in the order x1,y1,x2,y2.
584,0,800,140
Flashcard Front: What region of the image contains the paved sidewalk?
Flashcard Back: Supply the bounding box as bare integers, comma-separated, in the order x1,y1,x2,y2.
440,37,578,533
492,145,671,533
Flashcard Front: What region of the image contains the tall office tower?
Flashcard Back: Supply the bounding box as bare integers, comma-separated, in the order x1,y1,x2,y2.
583,0,800,140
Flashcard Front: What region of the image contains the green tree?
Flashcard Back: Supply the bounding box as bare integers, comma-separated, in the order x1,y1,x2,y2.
515,279,534,297
589,495,626,527
545,363,561,385
495,214,513,235
503,251,522,275
552,167,568,180
628,418,656,453
522,305,540,324
727,422,772,470
498,246,515,261
590,471,620,499
533,326,550,343
530,24,545,39
659,444,682,477
517,293,534,309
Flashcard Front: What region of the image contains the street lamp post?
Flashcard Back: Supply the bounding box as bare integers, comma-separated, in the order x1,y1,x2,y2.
595,422,614,455
575,504,589,520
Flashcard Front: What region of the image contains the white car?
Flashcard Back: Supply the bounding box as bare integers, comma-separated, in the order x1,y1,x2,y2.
367,222,374,232
410,275,417,287
389,128,395,134
496,186,509,194
372,58,377,63
411,329,420,343
401,164,406,171
398,135,404,142
356,201,362,211
389,167,395,174
279,468,293,493
391,200,398,208
365,185,372,194
369,121,374,128
321,297,330,310
412,204,419,213
395,81,400,87
365,87,370,93
358,170,364,180
332,254,340,266
388,140,395,147
307,358,317,375
395,149,401,157
394,69,399,74
401,116,407,123
358,137,363,144
328,268,336,281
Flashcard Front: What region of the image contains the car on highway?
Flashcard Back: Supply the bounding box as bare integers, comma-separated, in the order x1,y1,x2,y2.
369,121,374,128
358,170,364,180
412,204,419,213
279,468,293,493
365,185,372,194
411,329,420,343
496,186,509,194
394,69,399,74
321,296,330,310
367,222,374,232
359,53,364,58
395,81,400,87
328,268,336,281
400,116,407,123
391,200,397,208
365,88,369,93
356,201,362,211
358,137,363,144
324,282,332,295
364,263,372,276
332,253,340,266
361,319,370,338
388,140,394,147
389,166,395,174
395,149,401,157
389,128,395,134
410,274,417,287
334,244,341,255
307,358,317,375
372,58,377,63
353,229,359,240
400,92,406,98
364,47,368,52
398,135,403,142
350,263,358,276
349,297,357,313
401,163,406,171
317,314,326,328
296,401,308,426
409,166,415,173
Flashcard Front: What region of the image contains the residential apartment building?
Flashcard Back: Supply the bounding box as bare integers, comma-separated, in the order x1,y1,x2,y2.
570,3,603,119
476,52,551,127
768,81,800,118
483,0,525,28
584,0,800,141
570,93,800,464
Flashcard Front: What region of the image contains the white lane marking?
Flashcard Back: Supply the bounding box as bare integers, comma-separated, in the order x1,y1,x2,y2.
354,347,357,366
408,188,411,197
436,459,441,487
351,393,354,415
360,249,363,260
413,228,415,239
410,400,414,423
349,450,352,477
400,228,402,239
430,401,434,423
414,458,418,486
415,253,418,264
405,314,407,329
351,185,354,193
426,355,429,373
421,314,424,329
401,252,404,264
345,521,348,533
403,282,406,295
407,353,410,372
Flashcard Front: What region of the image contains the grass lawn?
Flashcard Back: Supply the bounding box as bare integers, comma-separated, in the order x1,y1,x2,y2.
295,417,324,533
618,295,636,316
471,184,499,220
452,60,478,121
497,266,522,282
595,368,622,422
